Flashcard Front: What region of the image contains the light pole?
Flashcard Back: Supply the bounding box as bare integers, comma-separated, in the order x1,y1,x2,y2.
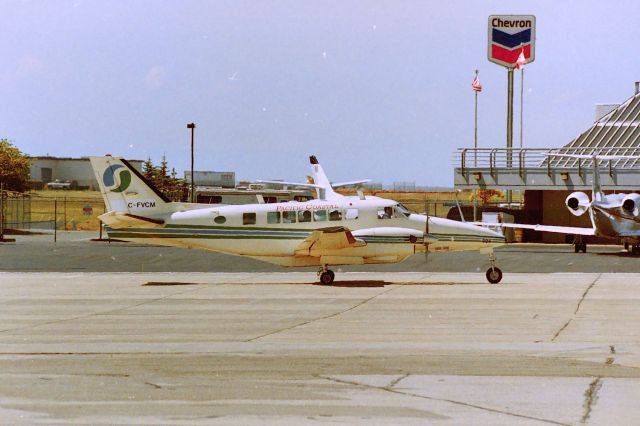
187,122,196,203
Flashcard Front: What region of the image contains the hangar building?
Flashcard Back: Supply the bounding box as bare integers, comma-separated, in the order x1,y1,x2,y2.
29,156,144,190
454,84,640,243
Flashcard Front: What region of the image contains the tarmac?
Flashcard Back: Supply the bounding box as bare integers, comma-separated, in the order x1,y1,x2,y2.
1,232,640,424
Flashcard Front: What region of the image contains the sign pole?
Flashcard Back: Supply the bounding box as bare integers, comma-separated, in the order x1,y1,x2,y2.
506,67,514,204
520,67,524,148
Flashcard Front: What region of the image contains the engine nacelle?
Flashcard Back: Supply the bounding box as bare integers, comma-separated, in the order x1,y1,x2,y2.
565,191,590,216
621,193,640,217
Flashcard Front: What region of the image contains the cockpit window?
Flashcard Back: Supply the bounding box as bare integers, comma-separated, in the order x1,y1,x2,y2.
394,204,412,218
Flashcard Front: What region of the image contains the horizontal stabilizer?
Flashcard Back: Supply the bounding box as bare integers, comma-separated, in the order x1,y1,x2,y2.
99,211,165,229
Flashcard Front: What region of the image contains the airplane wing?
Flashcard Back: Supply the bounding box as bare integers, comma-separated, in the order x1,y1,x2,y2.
256,180,322,189
474,222,596,236
99,211,165,229
294,226,366,255
331,179,371,188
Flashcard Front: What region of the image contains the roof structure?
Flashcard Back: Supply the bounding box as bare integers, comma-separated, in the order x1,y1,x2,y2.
550,91,640,168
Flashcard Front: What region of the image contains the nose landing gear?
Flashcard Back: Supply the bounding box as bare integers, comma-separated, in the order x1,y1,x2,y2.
485,250,503,284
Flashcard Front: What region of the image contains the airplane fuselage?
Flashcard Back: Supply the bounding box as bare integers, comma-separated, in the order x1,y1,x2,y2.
105,196,505,267
591,200,640,240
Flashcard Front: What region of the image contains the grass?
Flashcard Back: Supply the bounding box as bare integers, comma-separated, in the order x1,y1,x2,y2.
28,190,105,230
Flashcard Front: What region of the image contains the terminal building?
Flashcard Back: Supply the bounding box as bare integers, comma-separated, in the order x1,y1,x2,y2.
454,83,640,243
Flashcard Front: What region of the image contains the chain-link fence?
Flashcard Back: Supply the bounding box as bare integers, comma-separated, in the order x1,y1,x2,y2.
1,191,106,232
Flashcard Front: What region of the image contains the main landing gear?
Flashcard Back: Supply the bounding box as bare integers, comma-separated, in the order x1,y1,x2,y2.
485,250,503,284
318,265,335,285
624,242,640,255
573,236,587,253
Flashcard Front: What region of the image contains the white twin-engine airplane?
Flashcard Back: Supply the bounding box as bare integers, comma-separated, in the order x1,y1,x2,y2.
90,155,506,284
487,153,640,254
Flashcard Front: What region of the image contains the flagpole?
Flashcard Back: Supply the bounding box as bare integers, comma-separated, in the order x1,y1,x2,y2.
474,69,478,167
473,69,479,222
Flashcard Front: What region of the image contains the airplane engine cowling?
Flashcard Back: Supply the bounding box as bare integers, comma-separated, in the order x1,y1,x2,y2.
621,193,640,217
565,191,590,216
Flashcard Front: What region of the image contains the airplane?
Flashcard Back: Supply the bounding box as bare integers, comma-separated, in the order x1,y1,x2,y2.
90,155,507,284
479,153,640,254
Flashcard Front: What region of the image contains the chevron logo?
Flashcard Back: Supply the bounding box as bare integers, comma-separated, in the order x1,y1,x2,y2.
488,15,536,68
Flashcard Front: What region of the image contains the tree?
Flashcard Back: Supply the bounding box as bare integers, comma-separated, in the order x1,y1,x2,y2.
141,156,188,201
0,139,30,192
474,189,503,206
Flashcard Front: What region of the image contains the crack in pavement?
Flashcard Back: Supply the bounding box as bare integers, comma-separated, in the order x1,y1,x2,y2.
0,285,205,334
386,373,410,390
318,375,570,425
580,377,602,424
245,284,405,342
551,274,601,342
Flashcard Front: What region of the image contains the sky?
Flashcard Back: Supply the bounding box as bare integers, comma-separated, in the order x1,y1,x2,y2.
2,0,640,186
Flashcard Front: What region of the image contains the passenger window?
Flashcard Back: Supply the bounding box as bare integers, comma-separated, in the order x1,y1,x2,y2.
243,212,256,225
282,211,296,223
313,210,327,222
329,209,342,221
214,215,226,224
263,196,277,204
345,208,358,220
298,210,312,223
267,211,280,224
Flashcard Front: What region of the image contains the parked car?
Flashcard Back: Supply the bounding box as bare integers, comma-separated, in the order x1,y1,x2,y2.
46,180,72,190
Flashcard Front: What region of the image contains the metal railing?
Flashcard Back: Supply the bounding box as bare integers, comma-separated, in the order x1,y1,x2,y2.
455,146,640,177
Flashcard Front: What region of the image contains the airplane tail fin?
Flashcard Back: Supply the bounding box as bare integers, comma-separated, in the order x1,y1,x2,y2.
89,156,171,214
590,156,604,202
257,155,369,201
309,155,339,200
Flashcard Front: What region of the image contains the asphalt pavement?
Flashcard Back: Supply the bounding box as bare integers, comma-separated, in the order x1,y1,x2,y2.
2,230,640,274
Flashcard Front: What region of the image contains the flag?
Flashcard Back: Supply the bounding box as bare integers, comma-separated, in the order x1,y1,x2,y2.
516,49,527,70
472,75,482,92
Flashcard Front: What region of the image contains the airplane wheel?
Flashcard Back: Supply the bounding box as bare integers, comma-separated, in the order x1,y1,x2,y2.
574,243,587,253
320,270,335,285
486,267,502,284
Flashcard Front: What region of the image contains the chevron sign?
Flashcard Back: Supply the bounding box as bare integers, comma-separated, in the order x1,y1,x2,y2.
488,15,536,68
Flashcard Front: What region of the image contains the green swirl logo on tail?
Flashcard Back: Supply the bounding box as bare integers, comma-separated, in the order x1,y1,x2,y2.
103,165,132,193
